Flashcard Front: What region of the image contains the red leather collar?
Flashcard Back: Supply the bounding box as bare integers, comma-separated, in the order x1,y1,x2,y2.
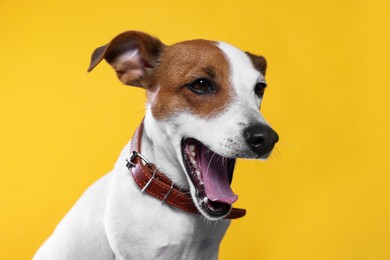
126,121,246,219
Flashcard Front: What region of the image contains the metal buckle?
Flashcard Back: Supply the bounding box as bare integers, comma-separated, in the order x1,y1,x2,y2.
126,150,176,204
141,168,157,193
126,151,152,169
162,182,174,204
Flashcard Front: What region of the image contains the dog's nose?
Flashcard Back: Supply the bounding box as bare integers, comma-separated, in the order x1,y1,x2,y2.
244,124,279,156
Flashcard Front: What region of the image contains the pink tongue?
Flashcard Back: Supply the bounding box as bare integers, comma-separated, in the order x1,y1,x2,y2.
198,145,238,204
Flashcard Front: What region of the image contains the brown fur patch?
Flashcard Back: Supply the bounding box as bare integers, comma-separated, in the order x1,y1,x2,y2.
148,40,233,120
88,31,165,88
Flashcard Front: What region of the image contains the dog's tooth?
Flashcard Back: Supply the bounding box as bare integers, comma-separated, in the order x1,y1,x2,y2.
191,151,196,157
190,158,196,166
189,145,195,152
203,197,209,203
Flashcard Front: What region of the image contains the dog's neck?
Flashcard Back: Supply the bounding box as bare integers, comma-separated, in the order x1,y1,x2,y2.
140,107,190,190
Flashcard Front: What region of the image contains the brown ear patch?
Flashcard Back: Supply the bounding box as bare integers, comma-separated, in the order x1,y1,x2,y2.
245,52,267,75
87,31,165,88
88,45,107,72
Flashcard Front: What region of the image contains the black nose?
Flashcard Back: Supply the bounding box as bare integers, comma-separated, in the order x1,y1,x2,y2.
244,124,279,156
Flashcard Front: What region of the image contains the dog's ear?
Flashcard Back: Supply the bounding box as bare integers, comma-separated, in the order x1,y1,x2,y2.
245,52,267,76
87,31,166,88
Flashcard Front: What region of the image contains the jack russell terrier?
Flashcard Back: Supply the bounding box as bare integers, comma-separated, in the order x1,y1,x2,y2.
34,31,279,260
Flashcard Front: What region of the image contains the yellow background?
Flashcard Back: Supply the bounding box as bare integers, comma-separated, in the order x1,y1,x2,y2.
1,0,389,259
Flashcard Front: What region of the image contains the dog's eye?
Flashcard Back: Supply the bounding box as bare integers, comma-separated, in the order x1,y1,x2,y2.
254,81,267,97
188,78,216,95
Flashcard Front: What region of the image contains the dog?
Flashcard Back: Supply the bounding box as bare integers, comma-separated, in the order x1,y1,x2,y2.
34,31,279,260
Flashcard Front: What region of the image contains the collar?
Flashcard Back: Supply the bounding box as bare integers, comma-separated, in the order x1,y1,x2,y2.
125,121,246,219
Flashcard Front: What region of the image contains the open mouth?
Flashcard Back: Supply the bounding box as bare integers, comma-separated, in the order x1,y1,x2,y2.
181,138,237,218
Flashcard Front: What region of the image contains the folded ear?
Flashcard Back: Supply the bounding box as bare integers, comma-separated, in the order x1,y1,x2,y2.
87,31,166,88
245,52,267,76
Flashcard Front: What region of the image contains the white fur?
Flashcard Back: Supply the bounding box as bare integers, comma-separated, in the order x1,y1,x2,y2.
34,142,230,259
34,41,271,259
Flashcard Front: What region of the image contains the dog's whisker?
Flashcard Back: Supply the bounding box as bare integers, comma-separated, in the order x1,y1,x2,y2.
129,109,149,116
273,146,285,164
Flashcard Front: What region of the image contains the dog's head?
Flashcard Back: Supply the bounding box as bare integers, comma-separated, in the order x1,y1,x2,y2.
89,31,278,220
